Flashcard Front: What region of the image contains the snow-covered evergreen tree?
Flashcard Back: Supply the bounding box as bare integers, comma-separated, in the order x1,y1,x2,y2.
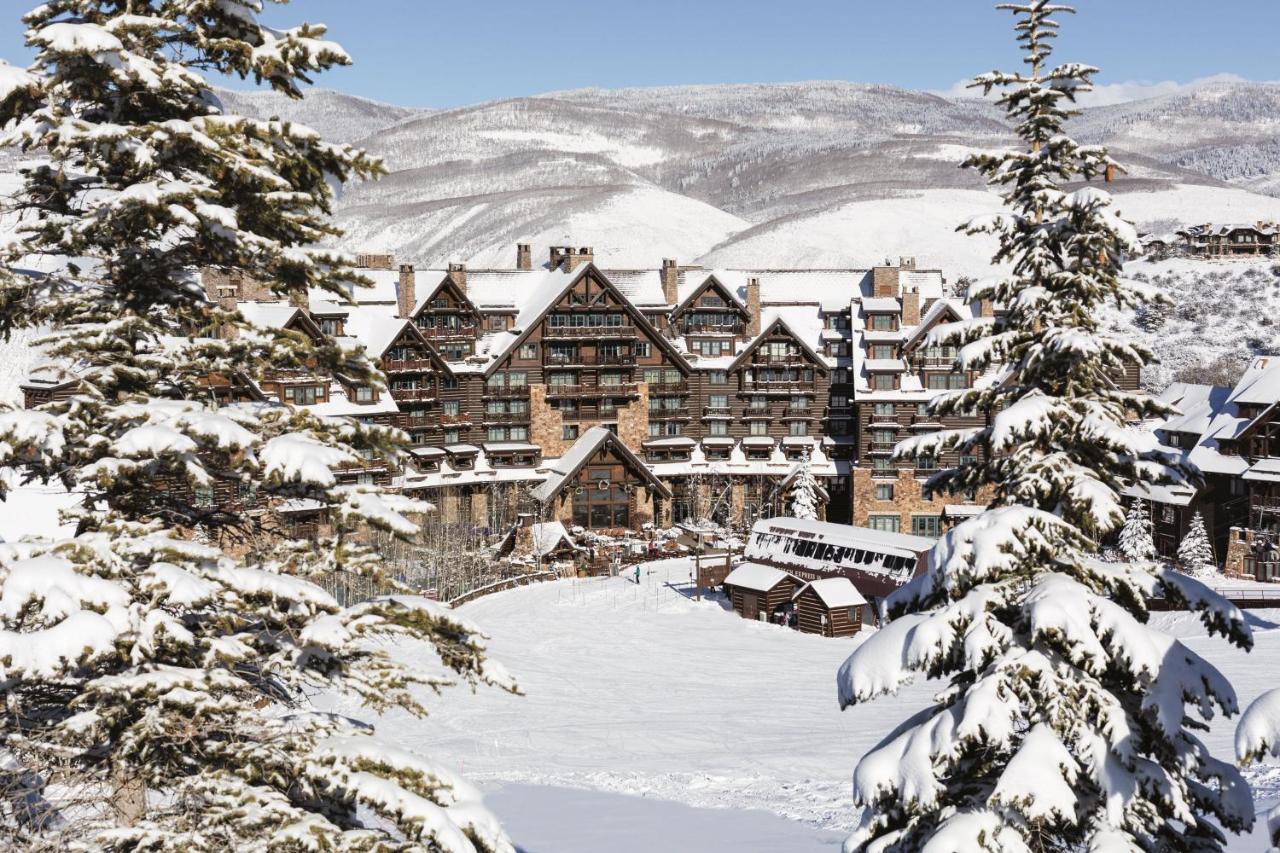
788,450,819,521
1178,511,1217,578
1118,498,1158,563
1238,690,1280,851
837,4,1256,850
0,2,514,849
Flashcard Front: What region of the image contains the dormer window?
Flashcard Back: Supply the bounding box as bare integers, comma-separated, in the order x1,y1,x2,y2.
700,294,725,307
355,385,373,403
870,315,895,331
283,384,322,405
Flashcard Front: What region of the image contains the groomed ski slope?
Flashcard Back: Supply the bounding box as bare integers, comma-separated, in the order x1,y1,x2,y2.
340,557,1280,851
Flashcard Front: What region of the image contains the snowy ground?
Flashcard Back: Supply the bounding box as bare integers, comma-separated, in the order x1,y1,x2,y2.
327,558,1280,851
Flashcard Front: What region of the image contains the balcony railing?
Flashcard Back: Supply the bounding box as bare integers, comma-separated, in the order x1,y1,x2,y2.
390,387,437,401
546,382,639,398
417,325,477,339
682,322,744,335
482,411,531,424
384,358,435,372
544,324,636,339
544,352,631,366
439,413,471,426
482,386,530,399
393,414,434,429
869,441,898,454
703,406,731,417
646,381,688,394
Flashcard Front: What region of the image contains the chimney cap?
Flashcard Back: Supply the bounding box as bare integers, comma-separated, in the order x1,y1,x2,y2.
448,261,466,272
399,263,414,272
662,258,677,267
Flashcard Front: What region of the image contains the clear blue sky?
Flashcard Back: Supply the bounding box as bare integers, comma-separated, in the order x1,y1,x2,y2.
2,1,1277,108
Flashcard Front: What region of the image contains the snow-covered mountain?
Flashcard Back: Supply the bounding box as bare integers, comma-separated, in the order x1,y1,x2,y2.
213,86,423,144
303,79,1280,274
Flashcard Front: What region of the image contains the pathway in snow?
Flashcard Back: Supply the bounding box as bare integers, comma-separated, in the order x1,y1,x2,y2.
355,558,1280,849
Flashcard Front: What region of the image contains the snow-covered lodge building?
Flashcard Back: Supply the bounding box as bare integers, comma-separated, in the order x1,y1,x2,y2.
1131,357,1280,579
1172,222,1279,257
20,245,1068,535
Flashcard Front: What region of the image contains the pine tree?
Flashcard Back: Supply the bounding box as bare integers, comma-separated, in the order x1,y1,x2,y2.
1178,511,1217,578
788,449,819,521
1238,690,1280,850
0,3,514,849
1118,498,1158,563
837,4,1256,850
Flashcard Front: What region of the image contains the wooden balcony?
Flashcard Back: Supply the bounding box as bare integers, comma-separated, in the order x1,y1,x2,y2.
545,352,631,366
869,441,899,454
393,414,434,429
543,325,636,339
483,411,531,424
646,380,688,394
417,325,477,339
482,386,530,399
390,387,437,402
439,413,471,427
545,382,640,399
384,358,435,372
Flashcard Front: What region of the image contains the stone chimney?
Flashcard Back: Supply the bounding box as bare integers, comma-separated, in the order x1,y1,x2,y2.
979,298,996,318
902,287,921,326
549,246,594,273
397,264,416,319
745,277,762,338
447,261,467,294
661,258,679,305
516,243,532,271
872,264,900,298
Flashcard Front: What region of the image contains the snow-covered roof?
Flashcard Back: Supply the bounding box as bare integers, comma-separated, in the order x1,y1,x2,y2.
794,577,867,608
239,301,303,330
342,307,418,358
527,521,580,557
723,563,797,593
744,517,933,582
532,426,670,504
861,297,901,313
1229,357,1280,407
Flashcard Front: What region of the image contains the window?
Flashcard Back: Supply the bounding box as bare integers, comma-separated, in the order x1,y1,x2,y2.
441,376,458,390
749,421,769,436
562,425,579,441
750,396,767,411
548,372,576,388
508,372,528,388
558,400,578,418
519,343,538,359
355,385,373,403
709,370,728,385
872,457,893,472
789,395,809,411
872,374,896,391
599,399,616,415
873,403,895,418
960,454,977,467
875,484,894,501
871,345,895,360
444,429,460,444
789,421,808,436
600,371,625,387
488,427,507,442
356,472,375,486
709,420,728,436
830,395,848,409
916,456,937,471
708,394,729,410
698,340,729,356
194,485,215,508
830,419,849,435
927,373,968,390
318,317,341,336
635,341,651,358
442,400,460,416
867,515,901,533
870,315,894,331
283,385,321,405
912,515,941,538
871,429,895,444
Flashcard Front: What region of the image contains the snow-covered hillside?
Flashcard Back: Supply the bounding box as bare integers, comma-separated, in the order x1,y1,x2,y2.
339,559,1280,852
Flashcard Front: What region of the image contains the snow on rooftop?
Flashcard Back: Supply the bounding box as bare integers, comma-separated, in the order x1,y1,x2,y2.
723,563,797,593
795,577,867,609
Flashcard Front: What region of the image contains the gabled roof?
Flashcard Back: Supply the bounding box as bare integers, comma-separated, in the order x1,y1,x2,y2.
531,426,672,504
902,299,971,352
723,563,798,593
670,273,748,319
487,264,692,377
411,274,482,319
794,577,868,608
342,308,430,360
728,315,829,374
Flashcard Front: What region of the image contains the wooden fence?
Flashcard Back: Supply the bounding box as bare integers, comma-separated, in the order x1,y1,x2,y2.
1148,586,1280,611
